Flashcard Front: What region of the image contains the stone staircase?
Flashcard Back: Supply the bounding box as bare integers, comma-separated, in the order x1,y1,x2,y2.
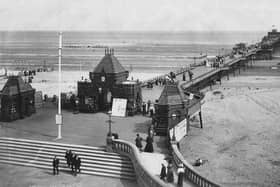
0,137,136,180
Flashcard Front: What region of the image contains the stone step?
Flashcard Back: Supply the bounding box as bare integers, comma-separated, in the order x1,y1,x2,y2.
0,137,136,180
0,153,136,175
0,137,106,151
155,127,167,135
0,159,136,180
0,142,130,161
0,137,125,157
0,151,134,172
0,147,132,167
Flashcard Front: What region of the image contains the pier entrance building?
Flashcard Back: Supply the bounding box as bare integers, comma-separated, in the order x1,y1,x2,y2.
78,48,142,115
153,81,203,136
0,76,36,121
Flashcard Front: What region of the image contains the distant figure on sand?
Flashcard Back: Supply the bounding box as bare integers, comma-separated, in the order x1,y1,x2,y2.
135,134,143,151
160,163,167,181
144,134,154,153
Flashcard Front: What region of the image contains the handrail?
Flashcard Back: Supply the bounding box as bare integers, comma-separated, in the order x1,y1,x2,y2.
112,139,171,187
181,56,245,90
171,143,220,187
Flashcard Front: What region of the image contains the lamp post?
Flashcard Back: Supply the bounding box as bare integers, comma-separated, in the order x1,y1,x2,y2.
106,110,114,152
107,110,112,137
171,113,177,141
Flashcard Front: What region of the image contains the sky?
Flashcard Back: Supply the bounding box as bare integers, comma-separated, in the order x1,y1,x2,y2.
0,0,279,31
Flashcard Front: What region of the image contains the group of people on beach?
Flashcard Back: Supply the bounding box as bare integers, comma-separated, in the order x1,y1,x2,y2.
52,150,82,176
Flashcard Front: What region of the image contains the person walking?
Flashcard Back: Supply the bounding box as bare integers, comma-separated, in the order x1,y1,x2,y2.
77,157,81,174
177,163,185,187
135,134,143,151
147,100,151,114
65,150,70,167
142,102,146,116
160,163,167,181
71,153,76,173
55,156,60,175
148,124,154,140
68,150,73,168
166,160,174,183
188,70,193,81
52,156,57,175
73,155,78,176
53,156,59,175
144,134,154,153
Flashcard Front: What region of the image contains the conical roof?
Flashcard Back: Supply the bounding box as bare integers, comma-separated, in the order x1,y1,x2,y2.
158,82,187,105
94,49,126,74
1,76,34,96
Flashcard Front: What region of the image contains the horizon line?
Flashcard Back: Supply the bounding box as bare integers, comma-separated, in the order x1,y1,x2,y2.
0,29,269,33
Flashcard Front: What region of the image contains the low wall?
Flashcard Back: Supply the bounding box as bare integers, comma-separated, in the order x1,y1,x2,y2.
171,141,220,187
112,139,171,187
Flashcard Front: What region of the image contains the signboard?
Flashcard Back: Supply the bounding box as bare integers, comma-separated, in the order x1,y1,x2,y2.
56,114,63,125
189,93,194,100
169,118,187,141
112,98,127,117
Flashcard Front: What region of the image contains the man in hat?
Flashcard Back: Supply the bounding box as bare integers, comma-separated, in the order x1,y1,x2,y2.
65,150,70,167
77,156,81,174
52,156,59,175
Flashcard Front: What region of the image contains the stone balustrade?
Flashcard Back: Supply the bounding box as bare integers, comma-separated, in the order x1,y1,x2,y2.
112,139,172,187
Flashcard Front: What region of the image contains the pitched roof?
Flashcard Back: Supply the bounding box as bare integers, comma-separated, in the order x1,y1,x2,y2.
93,53,127,74
1,76,34,96
158,82,186,105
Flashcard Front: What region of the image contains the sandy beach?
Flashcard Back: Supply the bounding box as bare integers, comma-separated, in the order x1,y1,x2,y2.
181,73,280,187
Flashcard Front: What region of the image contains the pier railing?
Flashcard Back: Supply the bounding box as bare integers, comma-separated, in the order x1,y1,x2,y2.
171,142,220,187
112,139,170,187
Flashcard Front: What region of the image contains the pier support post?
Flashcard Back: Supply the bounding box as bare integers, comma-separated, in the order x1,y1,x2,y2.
238,63,241,74
199,111,203,129
227,71,229,80
187,115,190,135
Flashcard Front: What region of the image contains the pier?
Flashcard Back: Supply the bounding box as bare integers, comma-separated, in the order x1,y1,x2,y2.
142,48,260,94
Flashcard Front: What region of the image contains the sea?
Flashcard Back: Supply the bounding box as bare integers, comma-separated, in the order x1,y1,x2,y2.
0,31,266,73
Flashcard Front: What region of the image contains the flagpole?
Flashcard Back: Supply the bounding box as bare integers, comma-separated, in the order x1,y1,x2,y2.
56,32,63,139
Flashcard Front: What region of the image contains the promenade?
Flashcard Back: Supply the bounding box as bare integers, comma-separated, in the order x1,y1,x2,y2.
0,53,256,187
